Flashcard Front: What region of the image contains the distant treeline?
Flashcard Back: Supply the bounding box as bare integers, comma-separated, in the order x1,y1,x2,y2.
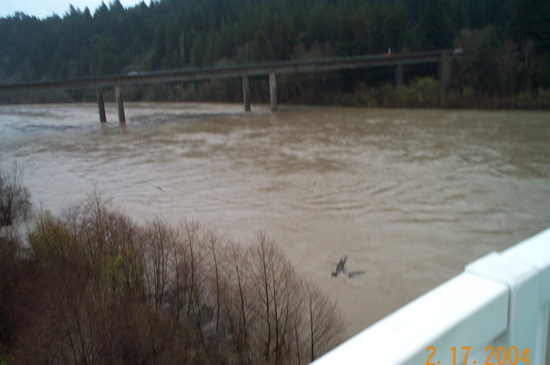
0,0,549,107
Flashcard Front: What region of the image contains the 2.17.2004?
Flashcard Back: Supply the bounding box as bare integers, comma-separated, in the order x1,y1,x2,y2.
426,346,530,365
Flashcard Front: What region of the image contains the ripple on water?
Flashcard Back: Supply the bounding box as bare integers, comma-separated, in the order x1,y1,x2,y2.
1,104,550,339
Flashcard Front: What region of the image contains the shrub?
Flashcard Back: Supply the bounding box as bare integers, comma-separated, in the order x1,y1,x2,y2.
0,163,32,228
4,195,344,364
0,228,21,360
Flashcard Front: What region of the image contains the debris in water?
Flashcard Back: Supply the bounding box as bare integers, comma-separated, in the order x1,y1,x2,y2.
347,270,365,278
331,256,348,277
331,256,365,278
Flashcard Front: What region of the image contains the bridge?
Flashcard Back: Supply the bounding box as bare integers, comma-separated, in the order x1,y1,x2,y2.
0,50,455,122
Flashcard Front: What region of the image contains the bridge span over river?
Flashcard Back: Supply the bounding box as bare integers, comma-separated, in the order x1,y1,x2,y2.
0,50,456,122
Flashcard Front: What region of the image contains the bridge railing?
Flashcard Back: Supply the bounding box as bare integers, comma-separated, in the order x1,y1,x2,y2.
312,228,550,365
0,50,457,120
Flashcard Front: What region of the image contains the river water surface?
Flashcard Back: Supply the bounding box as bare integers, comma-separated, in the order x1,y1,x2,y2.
1,102,549,339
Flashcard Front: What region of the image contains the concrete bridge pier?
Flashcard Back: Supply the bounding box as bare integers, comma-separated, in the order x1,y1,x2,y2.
96,88,106,122
269,72,277,112
395,64,404,88
439,54,451,89
242,74,250,111
115,85,126,123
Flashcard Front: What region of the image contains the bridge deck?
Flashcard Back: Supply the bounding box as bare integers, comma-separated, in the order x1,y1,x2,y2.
0,50,455,120
0,50,451,91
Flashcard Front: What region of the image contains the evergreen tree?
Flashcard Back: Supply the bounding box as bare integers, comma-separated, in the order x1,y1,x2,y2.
415,0,455,50
0,0,548,95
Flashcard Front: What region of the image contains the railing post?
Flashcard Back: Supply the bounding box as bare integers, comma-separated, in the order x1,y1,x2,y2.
466,252,542,364
312,228,550,365
535,305,549,365
500,229,550,365
269,72,277,112
96,88,106,122
115,85,126,123
242,73,250,112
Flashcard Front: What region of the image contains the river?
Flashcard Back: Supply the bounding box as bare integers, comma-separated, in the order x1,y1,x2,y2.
1,102,549,339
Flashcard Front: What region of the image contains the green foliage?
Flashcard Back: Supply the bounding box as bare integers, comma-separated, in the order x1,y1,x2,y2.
330,77,550,109
1,0,549,104
414,0,455,50
28,212,71,260
392,77,444,107
508,0,550,46
0,353,12,365
515,88,550,109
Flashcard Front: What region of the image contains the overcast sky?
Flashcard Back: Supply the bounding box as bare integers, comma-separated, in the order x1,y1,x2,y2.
0,0,144,19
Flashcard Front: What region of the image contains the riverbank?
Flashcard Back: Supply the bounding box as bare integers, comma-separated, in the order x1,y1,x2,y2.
333,78,550,110
2,103,550,341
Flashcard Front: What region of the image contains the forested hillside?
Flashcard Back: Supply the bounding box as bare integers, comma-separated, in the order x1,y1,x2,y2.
0,0,549,106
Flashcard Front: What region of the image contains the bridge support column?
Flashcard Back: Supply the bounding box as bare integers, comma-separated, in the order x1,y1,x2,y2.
439,54,451,89
242,74,250,111
97,89,106,122
395,64,404,88
115,86,126,123
269,72,277,112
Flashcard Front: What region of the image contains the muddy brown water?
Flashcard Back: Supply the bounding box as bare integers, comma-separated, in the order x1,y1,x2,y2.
1,102,549,340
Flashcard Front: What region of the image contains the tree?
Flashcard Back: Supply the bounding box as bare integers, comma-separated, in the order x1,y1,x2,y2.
415,0,455,50
508,0,550,47
0,163,31,227
91,35,122,75
0,225,21,360
453,27,500,91
221,241,253,361
302,279,344,362
382,1,409,52
252,29,276,62
453,27,525,94
151,22,167,70
1,192,345,364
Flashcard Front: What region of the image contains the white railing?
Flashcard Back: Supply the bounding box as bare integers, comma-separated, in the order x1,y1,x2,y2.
313,228,550,365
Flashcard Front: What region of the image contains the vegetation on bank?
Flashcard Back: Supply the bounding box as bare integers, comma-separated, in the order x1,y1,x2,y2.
2,76,549,110
0,166,344,364
337,78,550,109
135,74,550,109
0,0,549,109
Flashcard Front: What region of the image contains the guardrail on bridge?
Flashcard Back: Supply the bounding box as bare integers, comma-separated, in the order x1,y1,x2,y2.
312,228,550,365
0,50,455,121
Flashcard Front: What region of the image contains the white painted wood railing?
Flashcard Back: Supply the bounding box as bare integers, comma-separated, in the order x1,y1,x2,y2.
312,228,550,365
